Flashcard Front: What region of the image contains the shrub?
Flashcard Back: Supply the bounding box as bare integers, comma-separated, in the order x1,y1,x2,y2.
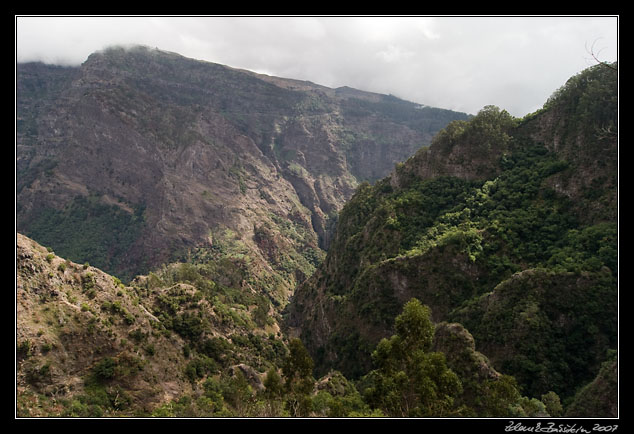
93,357,117,381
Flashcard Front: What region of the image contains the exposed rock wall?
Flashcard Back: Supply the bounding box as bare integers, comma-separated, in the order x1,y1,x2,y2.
16,45,469,286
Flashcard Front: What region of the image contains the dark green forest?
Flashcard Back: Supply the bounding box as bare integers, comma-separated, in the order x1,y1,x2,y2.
287,62,618,417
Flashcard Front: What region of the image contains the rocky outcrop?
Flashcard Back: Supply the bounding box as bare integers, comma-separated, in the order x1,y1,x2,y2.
565,358,618,418
432,322,501,382
16,45,468,288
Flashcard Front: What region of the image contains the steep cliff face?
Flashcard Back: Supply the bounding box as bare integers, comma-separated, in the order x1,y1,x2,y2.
16,45,468,289
518,64,618,224
286,63,618,409
16,48,618,418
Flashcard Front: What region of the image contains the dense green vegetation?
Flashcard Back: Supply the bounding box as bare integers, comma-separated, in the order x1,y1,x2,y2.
293,63,617,414
361,299,464,417
151,298,562,417
23,195,146,282
323,132,594,311
306,132,616,397
452,268,616,402
120,296,563,417
358,299,557,417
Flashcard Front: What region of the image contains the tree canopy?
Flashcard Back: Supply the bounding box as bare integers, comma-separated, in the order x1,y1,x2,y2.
363,299,464,417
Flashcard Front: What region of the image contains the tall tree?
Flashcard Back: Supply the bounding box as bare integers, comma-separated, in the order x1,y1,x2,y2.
282,338,315,417
364,299,464,417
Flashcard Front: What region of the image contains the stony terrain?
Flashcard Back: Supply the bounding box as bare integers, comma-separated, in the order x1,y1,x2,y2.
17,233,193,416
17,45,468,292
17,233,530,417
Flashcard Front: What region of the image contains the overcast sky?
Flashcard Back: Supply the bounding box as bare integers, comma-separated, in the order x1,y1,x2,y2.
15,15,618,117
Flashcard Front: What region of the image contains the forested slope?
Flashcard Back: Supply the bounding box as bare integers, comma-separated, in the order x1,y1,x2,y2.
286,62,618,415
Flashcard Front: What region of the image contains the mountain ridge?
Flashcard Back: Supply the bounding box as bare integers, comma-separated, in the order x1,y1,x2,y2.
17,45,469,291
16,231,555,417
286,62,618,410
15,47,617,418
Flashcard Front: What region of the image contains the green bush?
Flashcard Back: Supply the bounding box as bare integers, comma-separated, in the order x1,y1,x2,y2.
93,357,117,381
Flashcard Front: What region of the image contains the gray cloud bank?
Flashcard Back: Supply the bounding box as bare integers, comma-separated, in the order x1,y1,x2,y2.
16,16,618,117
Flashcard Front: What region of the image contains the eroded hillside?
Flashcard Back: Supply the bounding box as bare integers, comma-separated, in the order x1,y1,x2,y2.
16,45,468,296
18,233,559,417
17,233,297,417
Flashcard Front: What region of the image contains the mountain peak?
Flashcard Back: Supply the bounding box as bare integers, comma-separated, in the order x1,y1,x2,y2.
17,46,469,285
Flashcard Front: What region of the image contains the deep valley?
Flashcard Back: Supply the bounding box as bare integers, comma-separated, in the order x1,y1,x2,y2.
16,46,618,419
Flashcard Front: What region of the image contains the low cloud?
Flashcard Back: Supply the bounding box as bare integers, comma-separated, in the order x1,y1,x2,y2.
16,16,617,117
